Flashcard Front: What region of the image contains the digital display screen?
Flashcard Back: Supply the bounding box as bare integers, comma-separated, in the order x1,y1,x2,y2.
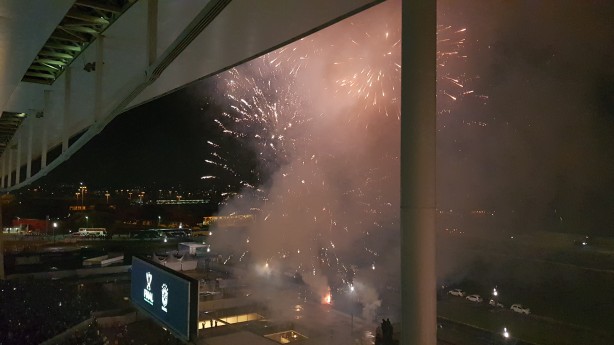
130,256,197,341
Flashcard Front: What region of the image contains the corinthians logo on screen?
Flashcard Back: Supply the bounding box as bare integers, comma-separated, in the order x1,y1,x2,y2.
144,272,154,305
161,284,169,312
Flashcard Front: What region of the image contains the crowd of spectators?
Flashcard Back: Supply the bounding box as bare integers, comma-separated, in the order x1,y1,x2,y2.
0,278,106,344
101,322,183,345
57,321,106,345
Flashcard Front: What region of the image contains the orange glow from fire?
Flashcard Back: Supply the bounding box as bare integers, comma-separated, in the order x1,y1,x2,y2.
322,288,332,304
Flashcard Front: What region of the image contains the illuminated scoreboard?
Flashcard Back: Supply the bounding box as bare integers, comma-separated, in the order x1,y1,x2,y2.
130,256,198,341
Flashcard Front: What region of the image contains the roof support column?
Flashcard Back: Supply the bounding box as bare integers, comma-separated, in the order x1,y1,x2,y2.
2,152,7,188
27,116,33,179
95,37,105,122
62,67,72,152
7,143,13,187
15,132,21,185
401,0,436,344
147,0,158,66
1,155,5,189
41,90,51,169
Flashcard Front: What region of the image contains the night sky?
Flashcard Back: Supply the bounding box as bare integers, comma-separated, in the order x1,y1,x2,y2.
38,1,614,234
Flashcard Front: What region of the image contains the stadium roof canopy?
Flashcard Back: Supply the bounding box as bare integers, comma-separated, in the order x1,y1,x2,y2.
0,0,379,190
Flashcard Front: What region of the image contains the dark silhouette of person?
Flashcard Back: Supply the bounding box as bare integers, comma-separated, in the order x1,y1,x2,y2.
375,323,383,345
382,318,393,345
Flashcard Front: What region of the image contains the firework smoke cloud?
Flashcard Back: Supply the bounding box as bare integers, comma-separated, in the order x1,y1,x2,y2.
202,0,404,321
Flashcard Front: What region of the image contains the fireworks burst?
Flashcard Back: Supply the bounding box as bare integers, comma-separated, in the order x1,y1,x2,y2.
203,61,314,203
437,25,472,113
436,20,489,128
207,51,396,295
329,18,402,119
265,36,325,77
216,65,310,167
201,0,485,319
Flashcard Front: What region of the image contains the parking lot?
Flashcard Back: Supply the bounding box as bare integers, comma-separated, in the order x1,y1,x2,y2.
438,293,614,345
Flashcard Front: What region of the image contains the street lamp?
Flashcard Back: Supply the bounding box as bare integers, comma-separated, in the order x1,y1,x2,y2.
158,215,161,226
79,186,87,205
85,216,89,227
105,192,110,204
52,222,58,244
490,286,501,309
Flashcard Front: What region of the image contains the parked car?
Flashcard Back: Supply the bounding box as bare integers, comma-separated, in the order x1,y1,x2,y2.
448,289,465,297
466,294,483,303
510,304,530,314
489,299,504,308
